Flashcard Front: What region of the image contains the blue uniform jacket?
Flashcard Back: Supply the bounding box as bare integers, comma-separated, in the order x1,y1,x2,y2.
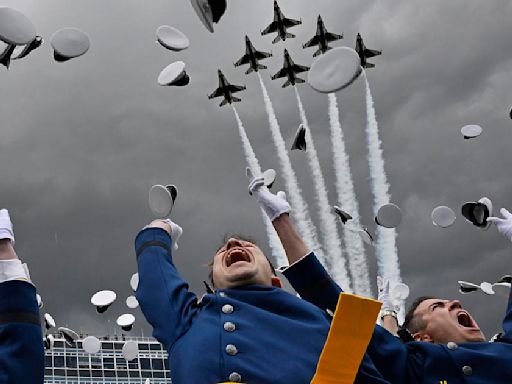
135,228,388,384
0,280,44,383
285,252,512,384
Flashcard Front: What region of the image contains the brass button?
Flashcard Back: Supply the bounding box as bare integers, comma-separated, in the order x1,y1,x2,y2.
222,304,234,314
462,365,473,376
224,322,236,332
447,342,458,350
228,372,242,382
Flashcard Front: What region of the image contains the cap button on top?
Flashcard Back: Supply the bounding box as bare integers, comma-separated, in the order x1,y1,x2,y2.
462,365,473,376
224,322,236,332
225,344,238,356
447,342,458,350
222,304,234,314
229,372,242,382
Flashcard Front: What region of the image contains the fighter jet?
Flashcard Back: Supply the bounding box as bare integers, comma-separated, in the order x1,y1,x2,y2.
234,36,272,75
333,206,352,224
261,1,301,44
355,33,381,69
208,69,246,107
271,49,309,88
303,15,343,57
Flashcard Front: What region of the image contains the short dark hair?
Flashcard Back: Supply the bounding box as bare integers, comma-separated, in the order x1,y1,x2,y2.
403,296,436,334
207,234,276,288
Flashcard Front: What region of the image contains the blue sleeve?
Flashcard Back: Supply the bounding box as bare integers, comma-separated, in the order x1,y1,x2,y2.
500,281,512,341
135,228,199,350
365,325,413,384
282,252,342,313
0,280,44,383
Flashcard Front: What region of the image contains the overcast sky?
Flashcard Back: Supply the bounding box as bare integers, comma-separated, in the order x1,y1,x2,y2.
1,0,512,339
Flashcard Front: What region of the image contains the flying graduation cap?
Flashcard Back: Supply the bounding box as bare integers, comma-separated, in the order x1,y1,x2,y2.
130,273,139,292
149,184,177,218
91,290,117,313
126,295,139,309
157,61,190,86
460,124,483,140
36,294,43,309
307,47,362,93
461,197,493,230
122,340,139,361
291,124,306,151
375,203,402,228
358,227,374,246
117,314,136,332
156,26,190,51
44,313,56,330
50,28,90,62
83,336,101,354
431,205,456,228
44,334,55,350
458,280,496,295
245,167,277,193
11,35,42,61
190,0,227,33
333,205,352,224
58,326,79,347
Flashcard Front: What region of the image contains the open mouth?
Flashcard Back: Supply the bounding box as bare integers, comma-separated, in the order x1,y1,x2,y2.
225,249,251,267
456,311,475,328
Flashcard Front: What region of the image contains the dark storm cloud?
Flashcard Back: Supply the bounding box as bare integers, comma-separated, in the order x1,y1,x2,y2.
1,0,511,338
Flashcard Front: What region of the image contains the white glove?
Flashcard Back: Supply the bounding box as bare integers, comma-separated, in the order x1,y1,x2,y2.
248,176,290,221
488,208,512,242
377,276,395,312
0,209,14,244
144,219,183,251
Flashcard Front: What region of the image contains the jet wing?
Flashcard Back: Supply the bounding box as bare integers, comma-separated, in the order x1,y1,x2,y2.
303,35,319,49
271,67,287,80
234,54,250,67
292,63,309,73
254,50,272,60
261,21,278,35
325,31,343,42
227,84,246,93
208,88,224,99
283,17,301,27
364,48,381,58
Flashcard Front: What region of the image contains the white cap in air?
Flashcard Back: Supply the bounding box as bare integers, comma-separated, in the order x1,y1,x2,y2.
461,197,493,230
375,203,402,228
157,61,190,86
479,281,495,295
156,26,190,51
82,336,101,354
458,280,479,294
50,28,90,61
0,7,36,45
190,0,214,33
44,334,55,350
117,313,135,332
431,206,456,228
391,283,410,301
36,294,43,308
58,327,79,346
308,47,362,93
91,290,117,313
460,124,482,140
130,273,139,292
149,184,177,218
126,295,139,309
122,340,139,361
44,313,56,330
358,227,374,246
291,124,306,151
262,169,277,189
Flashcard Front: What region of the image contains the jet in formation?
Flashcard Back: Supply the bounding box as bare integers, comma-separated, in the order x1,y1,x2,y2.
303,15,343,57
208,69,246,107
234,36,272,74
355,33,381,68
271,49,309,88
261,1,301,44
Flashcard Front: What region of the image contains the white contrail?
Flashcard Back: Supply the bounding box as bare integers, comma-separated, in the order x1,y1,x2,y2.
328,93,372,297
363,72,403,311
232,105,286,266
293,86,351,291
256,73,324,263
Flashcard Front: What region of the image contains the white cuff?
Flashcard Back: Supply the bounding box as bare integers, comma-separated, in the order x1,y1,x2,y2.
0,259,31,283
277,252,311,272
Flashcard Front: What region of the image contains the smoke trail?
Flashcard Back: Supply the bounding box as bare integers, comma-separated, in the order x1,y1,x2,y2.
363,72,403,314
328,93,372,296
256,73,325,263
293,86,351,291
232,105,287,266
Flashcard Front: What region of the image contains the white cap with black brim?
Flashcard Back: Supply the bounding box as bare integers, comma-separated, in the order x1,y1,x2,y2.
156,26,189,51
431,206,456,228
82,335,101,354
375,203,402,228
149,184,177,218
91,290,117,313
50,28,90,62
117,313,135,332
44,313,56,330
58,326,79,347
122,340,139,361
0,7,36,45
157,61,189,86
461,197,493,230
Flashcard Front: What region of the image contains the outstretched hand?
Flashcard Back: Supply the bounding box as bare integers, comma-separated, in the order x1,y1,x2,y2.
248,173,290,222
488,208,512,242
377,276,395,312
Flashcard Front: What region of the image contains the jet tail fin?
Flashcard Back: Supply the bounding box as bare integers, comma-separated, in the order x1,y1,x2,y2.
313,48,323,57
220,99,229,107
272,35,281,44
364,62,375,69
285,32,295,39
231,96,242,103
246,67,254,75
294,77,305,84
282,80,291,88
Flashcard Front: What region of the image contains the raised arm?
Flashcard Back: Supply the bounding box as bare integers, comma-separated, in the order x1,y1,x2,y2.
135,220,198,350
